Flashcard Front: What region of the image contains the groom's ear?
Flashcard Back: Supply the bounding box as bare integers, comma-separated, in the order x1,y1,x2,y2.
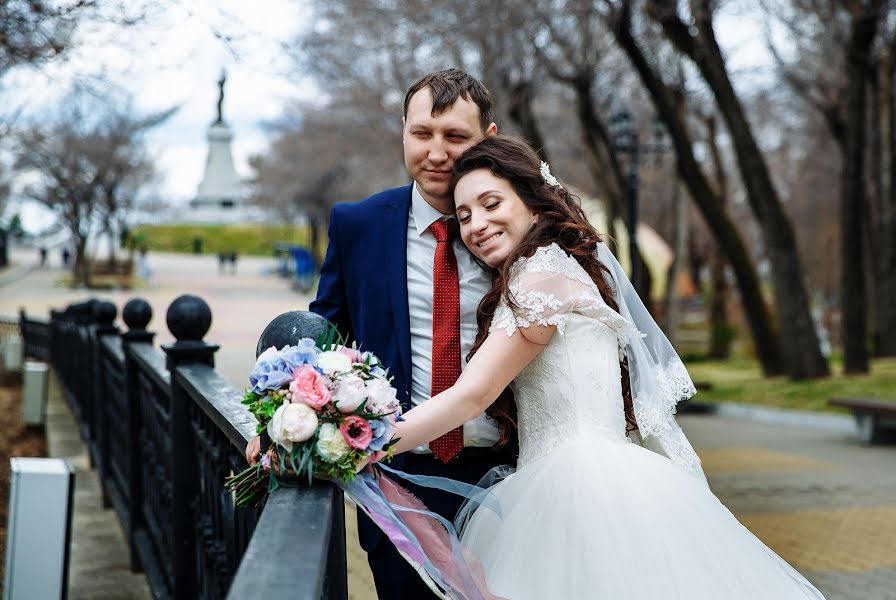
485,123,497,137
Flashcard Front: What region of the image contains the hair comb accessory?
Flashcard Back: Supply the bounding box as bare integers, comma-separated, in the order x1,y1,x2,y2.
540,161,563,189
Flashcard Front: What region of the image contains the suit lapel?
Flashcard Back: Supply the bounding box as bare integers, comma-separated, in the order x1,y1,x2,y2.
384,188,412,403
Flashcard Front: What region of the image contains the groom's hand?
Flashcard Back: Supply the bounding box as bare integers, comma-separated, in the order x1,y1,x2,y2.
245,435,261,465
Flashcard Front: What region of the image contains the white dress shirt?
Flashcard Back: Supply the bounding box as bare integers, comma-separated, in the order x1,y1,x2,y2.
406,183,500,452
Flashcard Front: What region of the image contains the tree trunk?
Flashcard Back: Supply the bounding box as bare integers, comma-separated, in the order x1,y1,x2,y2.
506,79,550,163
609,3,785,375
705,113,732,359
571,75,627,229
73,235,90,289
866,60,883,354
841,5,880,374
664,179,687,347
647,0,828,379
571,74,651,301
879,42,896,356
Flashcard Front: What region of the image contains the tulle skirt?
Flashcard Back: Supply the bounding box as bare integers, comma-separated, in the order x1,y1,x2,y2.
455,431,825,599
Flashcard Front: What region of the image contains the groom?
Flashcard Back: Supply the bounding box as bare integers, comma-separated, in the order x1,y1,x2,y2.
312,69,514,598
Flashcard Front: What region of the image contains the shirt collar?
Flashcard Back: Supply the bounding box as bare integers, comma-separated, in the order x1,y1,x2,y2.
411,182,455,237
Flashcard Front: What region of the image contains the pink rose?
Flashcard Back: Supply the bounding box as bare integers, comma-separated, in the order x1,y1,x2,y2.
339,416,373,450
337,346,363,363
289,364,331,409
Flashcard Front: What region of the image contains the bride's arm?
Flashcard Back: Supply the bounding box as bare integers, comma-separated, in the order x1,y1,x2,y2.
390,325,554,454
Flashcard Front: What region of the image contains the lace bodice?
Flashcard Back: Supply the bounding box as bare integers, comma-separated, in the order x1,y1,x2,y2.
490,244,642,466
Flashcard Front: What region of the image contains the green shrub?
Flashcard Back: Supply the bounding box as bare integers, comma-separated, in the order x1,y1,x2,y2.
131,224,314,256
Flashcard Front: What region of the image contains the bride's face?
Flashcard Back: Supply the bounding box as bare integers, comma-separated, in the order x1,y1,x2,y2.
454,168,537,268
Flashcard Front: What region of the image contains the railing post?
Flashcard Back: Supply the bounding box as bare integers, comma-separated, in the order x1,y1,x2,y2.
327,487,348,599
162,295,218,600
122,298,155,573
92,300,119,509
65,299,98,450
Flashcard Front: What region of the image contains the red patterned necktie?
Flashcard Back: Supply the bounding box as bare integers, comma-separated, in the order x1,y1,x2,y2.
428,218,464,463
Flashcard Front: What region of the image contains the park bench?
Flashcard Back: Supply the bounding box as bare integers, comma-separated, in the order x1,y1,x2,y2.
828,397,896,444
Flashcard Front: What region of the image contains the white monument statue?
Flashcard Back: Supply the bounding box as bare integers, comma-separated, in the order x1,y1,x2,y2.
185,71,254,224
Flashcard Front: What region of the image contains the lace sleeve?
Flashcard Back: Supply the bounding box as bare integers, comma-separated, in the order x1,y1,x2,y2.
489,244,638,344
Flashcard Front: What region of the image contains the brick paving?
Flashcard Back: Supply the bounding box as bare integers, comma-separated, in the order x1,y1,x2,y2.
682,414,896,600
6,248,895,599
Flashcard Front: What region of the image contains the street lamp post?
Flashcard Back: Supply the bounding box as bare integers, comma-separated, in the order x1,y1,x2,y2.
609,110,669,295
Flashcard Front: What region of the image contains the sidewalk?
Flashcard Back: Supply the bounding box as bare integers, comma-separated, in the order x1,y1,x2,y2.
681,413,896,599
45,372,151,600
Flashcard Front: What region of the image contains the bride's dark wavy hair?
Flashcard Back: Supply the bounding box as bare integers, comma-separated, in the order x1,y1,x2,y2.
450,135,637,444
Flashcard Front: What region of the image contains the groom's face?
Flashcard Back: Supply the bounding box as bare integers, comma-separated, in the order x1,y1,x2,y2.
403,87,496,211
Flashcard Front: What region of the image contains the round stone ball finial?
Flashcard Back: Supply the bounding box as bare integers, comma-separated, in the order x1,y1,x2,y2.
256,311,334,358
92,300,118,325
166,294,212,342
123,298,153,331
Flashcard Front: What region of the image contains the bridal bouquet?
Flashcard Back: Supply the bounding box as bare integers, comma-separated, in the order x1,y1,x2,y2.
226,329,402,507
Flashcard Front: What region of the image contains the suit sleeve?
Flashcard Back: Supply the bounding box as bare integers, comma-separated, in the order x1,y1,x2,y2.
310,205,353,342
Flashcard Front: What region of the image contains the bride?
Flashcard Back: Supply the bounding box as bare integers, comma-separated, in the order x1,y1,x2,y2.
376,135,826,599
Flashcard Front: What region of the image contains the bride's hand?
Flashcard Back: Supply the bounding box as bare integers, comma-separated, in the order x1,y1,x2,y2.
245,435,261,465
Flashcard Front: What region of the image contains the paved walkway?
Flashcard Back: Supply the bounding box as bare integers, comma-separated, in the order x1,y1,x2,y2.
6,247,896,599
45,372,151,599
682,414,896,599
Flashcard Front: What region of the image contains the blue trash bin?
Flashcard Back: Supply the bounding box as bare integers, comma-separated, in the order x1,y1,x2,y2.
290,247,315,292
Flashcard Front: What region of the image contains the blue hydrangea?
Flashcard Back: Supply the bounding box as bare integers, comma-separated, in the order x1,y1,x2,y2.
367,418,396,452
248,360,293,393
280,338,319,370
248,339,321,394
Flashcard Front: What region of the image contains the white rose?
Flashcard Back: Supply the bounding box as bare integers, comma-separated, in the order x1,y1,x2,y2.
267,401,318,451
317,351,352,374
316,423,351,462
364,377,398,413
333,374,368,413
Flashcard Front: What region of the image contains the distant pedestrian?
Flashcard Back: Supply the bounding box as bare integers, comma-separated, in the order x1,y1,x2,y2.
229,250,238,275
138,246,150,279
218,252,227,275
38,246,47,267
61,247,71,267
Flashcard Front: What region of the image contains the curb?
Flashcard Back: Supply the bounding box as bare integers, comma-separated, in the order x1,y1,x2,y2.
680,400,856,435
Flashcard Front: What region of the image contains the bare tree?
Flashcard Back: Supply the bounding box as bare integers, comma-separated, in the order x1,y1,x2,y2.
640,0,828,379
0,0,94,76
602,0,786,375
14,88,171,286
764,0,893,367
532,1,629,243
251,101,404,265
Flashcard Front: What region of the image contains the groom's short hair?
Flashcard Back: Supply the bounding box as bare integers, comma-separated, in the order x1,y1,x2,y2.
403,68,494,132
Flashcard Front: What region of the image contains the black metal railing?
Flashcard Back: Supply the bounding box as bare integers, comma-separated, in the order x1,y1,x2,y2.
18,308,50,361
16,296,348,600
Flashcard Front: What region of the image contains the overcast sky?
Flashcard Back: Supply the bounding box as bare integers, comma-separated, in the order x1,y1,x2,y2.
4,1,774,231
4,0,313,229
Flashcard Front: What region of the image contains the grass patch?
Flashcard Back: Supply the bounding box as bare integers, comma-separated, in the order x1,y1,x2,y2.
132,224,317,256
685,356,896,413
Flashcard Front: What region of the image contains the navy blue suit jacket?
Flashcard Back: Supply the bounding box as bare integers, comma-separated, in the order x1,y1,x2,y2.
310,185,414,412
310,185,416,552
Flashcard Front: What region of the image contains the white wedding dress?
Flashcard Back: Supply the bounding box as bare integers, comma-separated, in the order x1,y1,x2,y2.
454,243,825,600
